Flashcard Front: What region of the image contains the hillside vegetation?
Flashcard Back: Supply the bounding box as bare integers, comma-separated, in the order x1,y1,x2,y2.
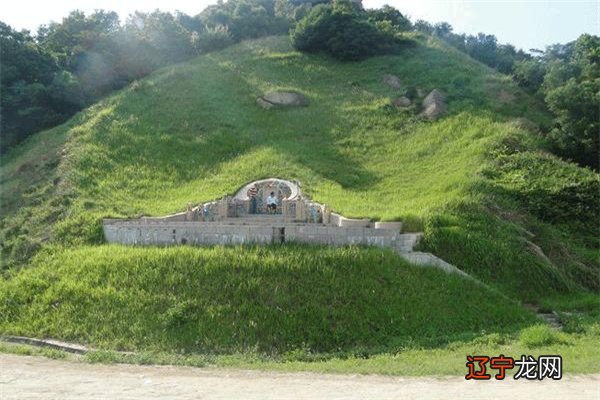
0,245,532,353
0,35,598,356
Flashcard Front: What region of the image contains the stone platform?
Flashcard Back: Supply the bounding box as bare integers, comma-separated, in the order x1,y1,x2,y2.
103,179,423,253
103,214,421,253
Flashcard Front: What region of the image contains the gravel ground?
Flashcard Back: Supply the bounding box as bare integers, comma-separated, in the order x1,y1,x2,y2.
1,354,599,400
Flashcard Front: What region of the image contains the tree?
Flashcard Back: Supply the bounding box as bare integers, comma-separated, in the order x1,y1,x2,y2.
0,22,75,151
413,19,433,35
513,34,599,169
36,10,125,98
37,10,121,71
124,11,196,66
1,9,227,152
541,35,600,169
433,22,452,38
365,5,411,32
199,0,290,41
545,78,599,169
465,33,498,68
291,0,399,61
512,58,546,92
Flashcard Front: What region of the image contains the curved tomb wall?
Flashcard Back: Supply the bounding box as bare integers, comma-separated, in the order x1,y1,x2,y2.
102,178,410,249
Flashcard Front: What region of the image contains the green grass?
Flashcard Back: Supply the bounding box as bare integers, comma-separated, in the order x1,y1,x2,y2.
519,324,567,347
0,342,68,360
3,325,600,375
0,36,549,226
0,35,598,366
0,244,533,354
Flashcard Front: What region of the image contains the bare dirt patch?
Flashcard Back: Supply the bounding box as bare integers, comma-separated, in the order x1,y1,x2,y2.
1,354,599,399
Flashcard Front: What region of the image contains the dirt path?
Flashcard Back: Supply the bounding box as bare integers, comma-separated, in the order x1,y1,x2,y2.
1,354,599,400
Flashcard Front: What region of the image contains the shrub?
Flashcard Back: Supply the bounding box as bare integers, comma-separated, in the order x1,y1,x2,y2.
193,26,234,54
520,324,564,347
365,5,411,31
290,1,399,61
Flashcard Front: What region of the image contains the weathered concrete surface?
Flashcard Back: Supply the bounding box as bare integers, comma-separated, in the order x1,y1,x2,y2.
2,354,598,400
1,336,89,354
103,220,414,250
374,221,403,231
399,252,470,278
338,217,371,228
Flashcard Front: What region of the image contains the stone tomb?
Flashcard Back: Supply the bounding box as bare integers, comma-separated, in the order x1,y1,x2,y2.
103,178,421,253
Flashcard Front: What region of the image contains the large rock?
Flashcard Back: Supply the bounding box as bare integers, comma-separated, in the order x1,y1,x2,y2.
420,89,447,120
256,98,275,109
392,96,411,108
257,91,308,108
383,74,402,89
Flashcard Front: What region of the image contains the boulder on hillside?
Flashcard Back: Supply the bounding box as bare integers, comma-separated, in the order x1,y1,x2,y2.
383,74,402,89
392,96,411,108
256,97,275,109
420,89,447,120
257,91,308,109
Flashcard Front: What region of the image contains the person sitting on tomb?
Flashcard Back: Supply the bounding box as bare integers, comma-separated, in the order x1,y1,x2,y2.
266,191,279,213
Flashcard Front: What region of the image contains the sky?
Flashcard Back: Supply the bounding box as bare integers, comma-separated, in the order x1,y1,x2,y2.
2,0,598,51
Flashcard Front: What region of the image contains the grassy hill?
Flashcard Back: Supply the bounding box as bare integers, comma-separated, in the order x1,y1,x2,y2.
0,245,532,353
0,35,598,358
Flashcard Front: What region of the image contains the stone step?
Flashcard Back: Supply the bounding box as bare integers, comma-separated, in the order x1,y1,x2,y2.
221,218,293,225
538,313,562,330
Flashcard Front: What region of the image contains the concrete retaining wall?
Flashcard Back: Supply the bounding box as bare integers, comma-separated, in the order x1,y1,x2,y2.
103,220,415,250
102,220,481,282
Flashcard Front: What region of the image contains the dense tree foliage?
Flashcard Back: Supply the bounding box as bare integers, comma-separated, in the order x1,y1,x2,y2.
365,5,412,32
291,0,407,61
199,0,291,40
414,20,530,74
0,10,228,152
0,2,300,152
512,34,599,169
1,22,81,150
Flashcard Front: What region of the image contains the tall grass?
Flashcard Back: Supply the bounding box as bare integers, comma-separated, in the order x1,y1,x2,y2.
0,245,533,354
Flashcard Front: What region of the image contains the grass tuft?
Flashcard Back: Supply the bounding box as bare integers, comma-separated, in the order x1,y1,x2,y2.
520,324,566,348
